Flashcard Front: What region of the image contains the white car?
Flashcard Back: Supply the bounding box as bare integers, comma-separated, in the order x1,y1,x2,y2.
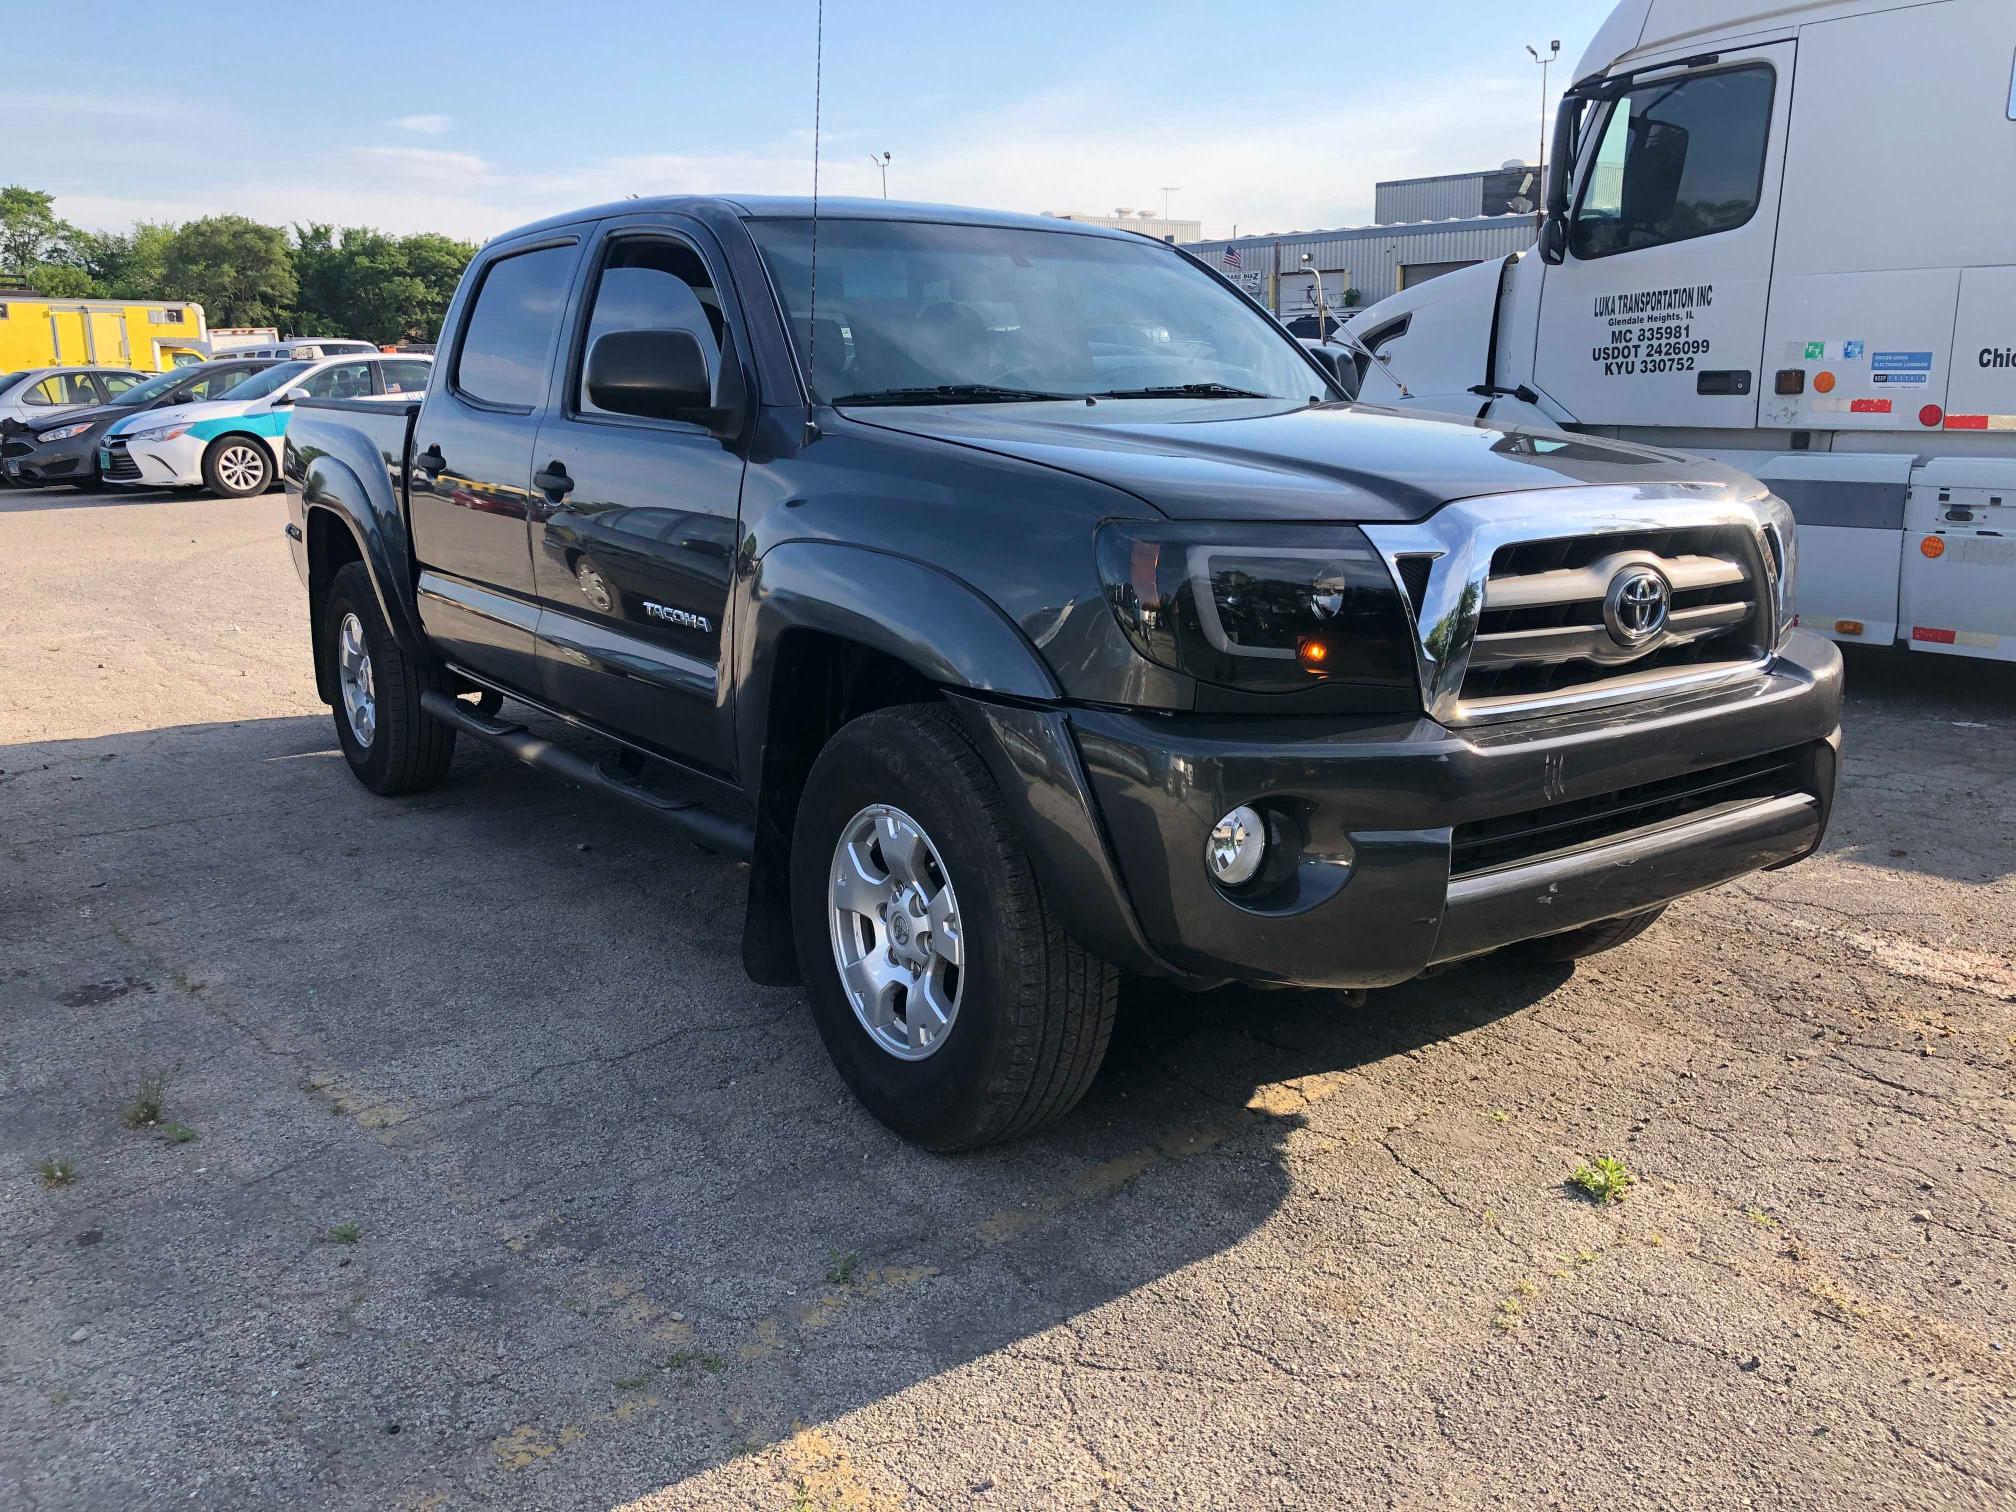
100,353,432,497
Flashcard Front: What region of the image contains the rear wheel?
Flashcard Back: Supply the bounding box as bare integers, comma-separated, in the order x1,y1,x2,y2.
325,561,456,795
790,704,1118,1150
1521,905,1667,962
202,435,272,498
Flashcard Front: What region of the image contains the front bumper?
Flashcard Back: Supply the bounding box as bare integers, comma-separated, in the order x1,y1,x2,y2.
3,432,96,484
100,434,203,488
962,630,1842,989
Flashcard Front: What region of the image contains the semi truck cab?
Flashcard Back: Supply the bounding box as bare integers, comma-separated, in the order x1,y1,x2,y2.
1354,0,2016,663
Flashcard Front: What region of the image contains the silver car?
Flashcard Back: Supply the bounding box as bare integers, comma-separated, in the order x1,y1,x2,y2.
0,366,148,428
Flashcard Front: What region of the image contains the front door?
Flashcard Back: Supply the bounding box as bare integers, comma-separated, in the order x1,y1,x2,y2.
407,233,587,694
1532,43,1793,427
528,218,747,775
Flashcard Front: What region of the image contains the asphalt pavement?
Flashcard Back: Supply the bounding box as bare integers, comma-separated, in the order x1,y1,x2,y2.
2,483,2013,1510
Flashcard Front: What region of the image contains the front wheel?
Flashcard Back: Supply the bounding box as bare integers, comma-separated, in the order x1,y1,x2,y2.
790,704,1118,1150
324,561,456,795
202,435,272,498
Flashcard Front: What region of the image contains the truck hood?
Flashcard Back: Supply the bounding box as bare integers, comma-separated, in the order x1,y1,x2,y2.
850,399,1747,521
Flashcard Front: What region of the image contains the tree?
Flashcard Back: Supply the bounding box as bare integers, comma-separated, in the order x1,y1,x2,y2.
77,222,175,299
287,224,475,343
161,215,298,326
25,263,96,298
0,185,79,279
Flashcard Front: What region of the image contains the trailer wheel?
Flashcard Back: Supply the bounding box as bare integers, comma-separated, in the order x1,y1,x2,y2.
325,561,456,795
202,435,272,498
790,704,1118,1150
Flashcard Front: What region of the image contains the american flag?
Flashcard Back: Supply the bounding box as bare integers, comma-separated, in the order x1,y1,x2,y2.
1221,246,1242,271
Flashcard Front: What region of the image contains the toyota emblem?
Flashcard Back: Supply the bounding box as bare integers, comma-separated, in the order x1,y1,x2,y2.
1603,567,1671,647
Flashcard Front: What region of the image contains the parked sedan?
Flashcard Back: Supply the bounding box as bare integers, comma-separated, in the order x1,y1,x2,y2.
0,366,148,428
2,359,280,488
101,353,431,497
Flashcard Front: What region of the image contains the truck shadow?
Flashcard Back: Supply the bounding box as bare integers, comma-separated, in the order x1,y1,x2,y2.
0,709,1583,1506
0,484,191,513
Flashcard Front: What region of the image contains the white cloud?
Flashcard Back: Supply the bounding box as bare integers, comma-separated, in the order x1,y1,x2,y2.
390,113,452,135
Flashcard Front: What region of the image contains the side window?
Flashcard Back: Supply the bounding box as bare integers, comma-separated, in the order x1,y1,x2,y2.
300,362,376,400
575,237,724,417
22,377,65,406
1570,65,1774,259
378,359,432,394
182,368,241,402
99,373,142,399
454,243,576,409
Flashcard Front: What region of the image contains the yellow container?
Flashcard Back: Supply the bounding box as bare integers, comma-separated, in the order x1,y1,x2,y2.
0,295,210,372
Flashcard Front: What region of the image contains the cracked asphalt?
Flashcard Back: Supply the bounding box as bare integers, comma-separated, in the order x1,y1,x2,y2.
3,484,2013,1511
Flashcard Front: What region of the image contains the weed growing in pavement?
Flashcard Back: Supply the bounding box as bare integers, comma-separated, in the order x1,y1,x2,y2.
326,1221,363,1245
1746,1206,1781,1227
665,1349,726,1374
121,1073,167,1130
38,1156,75,1188
614,1374,651,1391
1568,1156,1636,1204
163,1122,198,1144
824,1248,859,1285
1488,1109,1511,1124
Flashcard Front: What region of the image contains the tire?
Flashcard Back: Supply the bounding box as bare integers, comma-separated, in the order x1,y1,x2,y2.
201,434,272,498
1520,905,1667,963
324,560,456,795
790,704,1118,1151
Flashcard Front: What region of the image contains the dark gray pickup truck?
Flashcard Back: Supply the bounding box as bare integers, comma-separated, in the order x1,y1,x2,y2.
284,195,1841,1149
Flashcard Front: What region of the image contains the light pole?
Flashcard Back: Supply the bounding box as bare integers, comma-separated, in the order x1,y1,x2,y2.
869,151,890,198
1525,41,1559,223
1159,185,1180,222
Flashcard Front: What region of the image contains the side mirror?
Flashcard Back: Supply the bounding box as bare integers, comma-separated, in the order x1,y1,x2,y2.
586,329,728,428
274,387,312,406
1538,214,1569,265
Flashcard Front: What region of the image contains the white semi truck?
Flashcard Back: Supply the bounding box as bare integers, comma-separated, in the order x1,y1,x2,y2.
1351,0,2016,662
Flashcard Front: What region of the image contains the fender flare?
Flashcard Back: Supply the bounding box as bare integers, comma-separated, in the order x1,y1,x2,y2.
288,431,429,664
732,539,1060,786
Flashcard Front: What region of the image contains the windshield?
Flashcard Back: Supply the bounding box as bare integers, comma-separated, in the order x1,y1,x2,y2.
748,218,1334,405
216,360,312,401
115,369,196,407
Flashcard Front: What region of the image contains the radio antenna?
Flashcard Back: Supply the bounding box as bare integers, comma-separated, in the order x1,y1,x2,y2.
806,0,824,429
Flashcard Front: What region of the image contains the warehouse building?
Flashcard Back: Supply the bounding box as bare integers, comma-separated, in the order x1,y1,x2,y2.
1183,215,1535,318
1042,208,1202,243
1374,162,1544,223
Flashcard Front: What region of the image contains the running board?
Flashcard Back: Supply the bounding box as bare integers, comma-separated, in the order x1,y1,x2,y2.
419,690,754,859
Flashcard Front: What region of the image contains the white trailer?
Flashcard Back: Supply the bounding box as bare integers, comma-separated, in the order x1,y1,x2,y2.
1352,0,2016,662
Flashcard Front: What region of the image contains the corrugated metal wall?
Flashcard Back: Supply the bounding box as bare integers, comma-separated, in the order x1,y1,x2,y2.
1184,217,1535,311
1374,173,1486,224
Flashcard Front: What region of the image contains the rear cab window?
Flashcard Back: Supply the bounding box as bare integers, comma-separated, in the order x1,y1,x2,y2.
453,244,578,410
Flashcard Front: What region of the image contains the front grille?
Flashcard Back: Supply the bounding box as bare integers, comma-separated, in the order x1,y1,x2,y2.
103,436,140,481
2,439,30,460
1449,748,1809,877
1459,525,1767,708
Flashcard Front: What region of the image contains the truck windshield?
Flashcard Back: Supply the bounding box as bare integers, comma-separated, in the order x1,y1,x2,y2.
748,218,1335,406
217,361,313,401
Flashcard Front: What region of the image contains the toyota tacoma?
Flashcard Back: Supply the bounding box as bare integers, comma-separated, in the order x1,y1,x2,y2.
283,196,1841,1149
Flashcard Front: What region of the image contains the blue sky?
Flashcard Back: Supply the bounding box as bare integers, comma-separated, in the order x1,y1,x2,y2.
14,0,1619,242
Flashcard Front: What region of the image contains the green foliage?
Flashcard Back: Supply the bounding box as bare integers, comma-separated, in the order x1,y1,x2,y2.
38,1155,75,1188
2,185,475,342
325,1220,363,1245
162,215,299,327
1,185,79,277
1568,1156,1637,1204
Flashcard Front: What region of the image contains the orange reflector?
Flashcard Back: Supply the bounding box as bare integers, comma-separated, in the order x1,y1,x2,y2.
1298,637,1330,669
1834,618,1865,635
1921,536,1945,559
1813,370,1836,394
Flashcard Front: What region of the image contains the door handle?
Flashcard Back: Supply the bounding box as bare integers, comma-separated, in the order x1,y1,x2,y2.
534,460,575,500
413,443,447,478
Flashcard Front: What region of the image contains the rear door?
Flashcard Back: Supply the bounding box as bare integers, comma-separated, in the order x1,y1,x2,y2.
1532,44,1793,426
408,232,589,694
527,216,748,775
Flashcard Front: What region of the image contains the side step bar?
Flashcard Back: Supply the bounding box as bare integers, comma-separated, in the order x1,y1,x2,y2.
419,690,754,859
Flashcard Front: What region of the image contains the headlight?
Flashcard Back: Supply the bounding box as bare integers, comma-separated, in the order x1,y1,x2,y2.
1096,521,1417,695
130,424,190,444
1759,494,1798,642
35,422,93,443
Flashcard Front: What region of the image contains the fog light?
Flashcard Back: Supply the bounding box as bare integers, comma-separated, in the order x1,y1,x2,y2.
1206,805,1267,886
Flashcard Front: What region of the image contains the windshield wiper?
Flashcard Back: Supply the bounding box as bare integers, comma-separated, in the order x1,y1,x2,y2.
1089,383,1268,400
832,383,1079,406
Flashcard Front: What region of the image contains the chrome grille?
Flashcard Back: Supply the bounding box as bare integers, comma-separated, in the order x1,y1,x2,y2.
1364,485,1792,726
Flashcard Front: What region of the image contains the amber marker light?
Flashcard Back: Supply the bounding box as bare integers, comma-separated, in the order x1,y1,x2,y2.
1921,536,1945,559
1297,637,1331,671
